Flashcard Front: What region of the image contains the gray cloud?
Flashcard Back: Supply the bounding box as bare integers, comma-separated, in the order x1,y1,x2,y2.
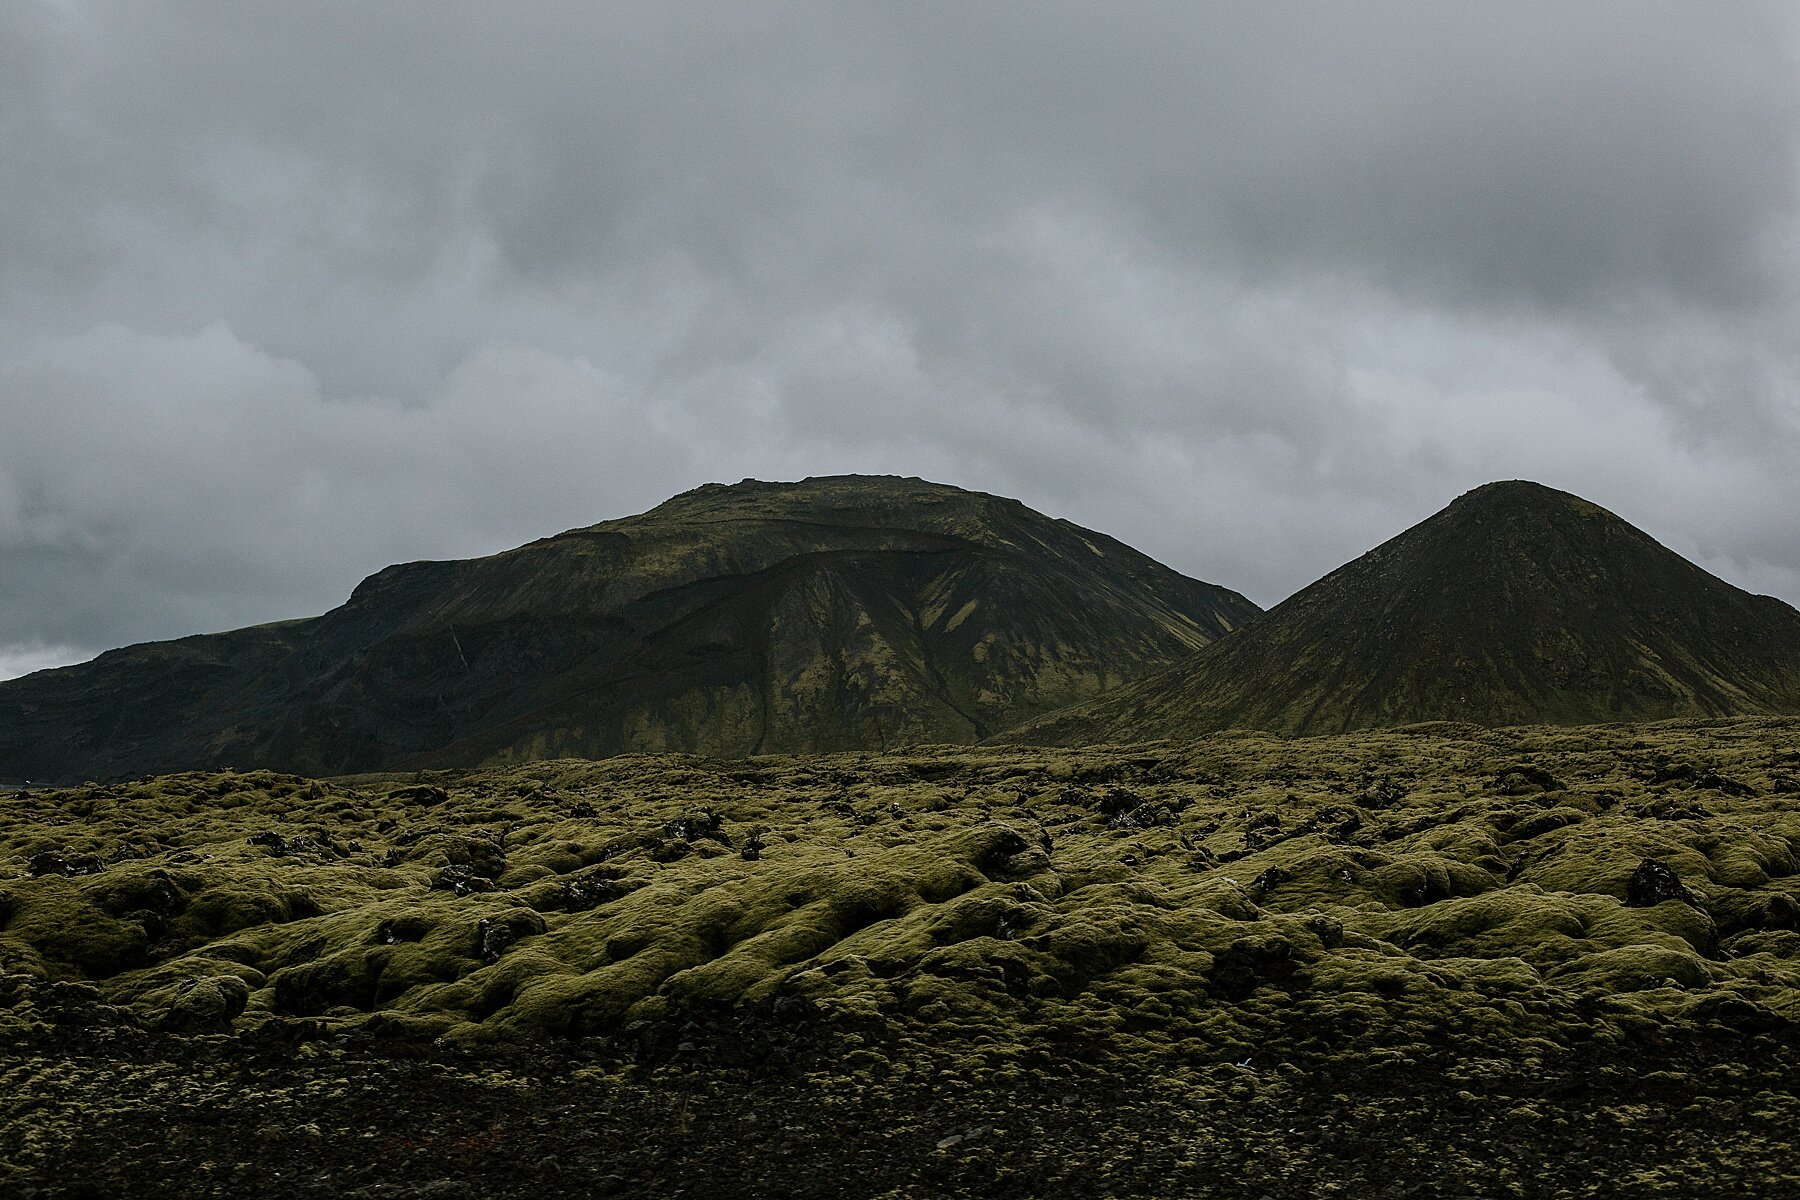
4,1,1800,677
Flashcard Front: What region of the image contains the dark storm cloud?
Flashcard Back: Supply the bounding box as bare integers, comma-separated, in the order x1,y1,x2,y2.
3,1,1800,676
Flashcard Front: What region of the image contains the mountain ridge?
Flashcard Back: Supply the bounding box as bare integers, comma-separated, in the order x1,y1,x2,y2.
0,475,1257,782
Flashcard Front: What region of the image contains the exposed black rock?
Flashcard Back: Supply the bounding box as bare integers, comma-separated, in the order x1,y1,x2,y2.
663,811,728,845
554,869,632,913
476,913,544,964
432,865,494,896
26,852,105,878
1626,858,1694,907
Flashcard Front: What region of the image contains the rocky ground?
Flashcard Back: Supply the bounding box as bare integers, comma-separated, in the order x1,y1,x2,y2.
5,718,1800,1196
8,1022,1799,1198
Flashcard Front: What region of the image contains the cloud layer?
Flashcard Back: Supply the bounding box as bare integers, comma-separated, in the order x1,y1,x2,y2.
4,2,1800,676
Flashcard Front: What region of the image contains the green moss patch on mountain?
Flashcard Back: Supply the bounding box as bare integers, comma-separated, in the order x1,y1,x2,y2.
1012,481,1800,744
0,477,1256,783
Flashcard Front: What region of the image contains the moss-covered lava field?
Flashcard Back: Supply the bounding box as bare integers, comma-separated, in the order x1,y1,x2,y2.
6,718,1800,1197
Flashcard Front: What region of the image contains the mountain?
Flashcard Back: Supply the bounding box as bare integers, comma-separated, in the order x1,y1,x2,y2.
0,476,1257,782
1010,480,1800,743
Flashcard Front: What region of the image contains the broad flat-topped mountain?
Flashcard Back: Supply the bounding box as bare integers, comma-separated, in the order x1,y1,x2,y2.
1012,480,1800,743
0,476,1257,782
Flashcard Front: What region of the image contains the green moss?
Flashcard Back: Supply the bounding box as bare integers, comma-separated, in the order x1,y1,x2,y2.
3,718,1800,1059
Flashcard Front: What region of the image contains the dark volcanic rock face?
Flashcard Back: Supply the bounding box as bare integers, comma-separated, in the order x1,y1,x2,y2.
1014,480,1800,742
0,476,1256,781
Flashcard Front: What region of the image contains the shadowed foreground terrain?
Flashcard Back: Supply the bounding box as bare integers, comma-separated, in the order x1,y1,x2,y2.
5,719,1800,1196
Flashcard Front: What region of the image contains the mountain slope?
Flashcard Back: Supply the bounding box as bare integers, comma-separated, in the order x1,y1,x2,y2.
0,476,1257,781
1011,480,1800,742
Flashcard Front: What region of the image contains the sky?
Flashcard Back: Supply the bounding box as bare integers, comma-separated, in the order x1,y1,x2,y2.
4,2,1800,678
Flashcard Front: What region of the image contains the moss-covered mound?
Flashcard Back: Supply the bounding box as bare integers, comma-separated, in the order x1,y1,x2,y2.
5,718,1798,1062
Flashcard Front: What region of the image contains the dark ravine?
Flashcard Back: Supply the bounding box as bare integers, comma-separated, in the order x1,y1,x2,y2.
0,476,1256,783
1010,480,1800,744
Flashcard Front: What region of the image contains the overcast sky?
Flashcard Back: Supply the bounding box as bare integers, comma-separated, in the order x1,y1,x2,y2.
4,2,1800,678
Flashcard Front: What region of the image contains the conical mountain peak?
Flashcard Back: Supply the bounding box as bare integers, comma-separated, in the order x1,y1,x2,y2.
1011,481,1800,742
1425,478,1636,543
1448,478,1591,510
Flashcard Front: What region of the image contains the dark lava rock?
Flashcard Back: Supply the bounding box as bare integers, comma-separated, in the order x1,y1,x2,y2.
620,993,830,1070
1298,805,1363,841
1210,936,1301,1000
975,827,1032,874
1249,865,1292,896
477,916,526,963
568,801,598,818
556,869,632,913
1107,802,1173,831
1243,811,1285,849
433,864,494,896
1696,770,1755,797
1094,787,1144,819
740,828,767,862
26,851,104,877
483,910,545,961
1495,765,1563,794
1626,858,1695,907
248,831,317,857
664,810,729,845
1505,851,1533,882
1646,762,1753,795
27,851,67,877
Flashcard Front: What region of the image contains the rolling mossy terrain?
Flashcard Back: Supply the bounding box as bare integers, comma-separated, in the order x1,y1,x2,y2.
0,476,1256,784
6,718,1800,1196
1015,481,1800,744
